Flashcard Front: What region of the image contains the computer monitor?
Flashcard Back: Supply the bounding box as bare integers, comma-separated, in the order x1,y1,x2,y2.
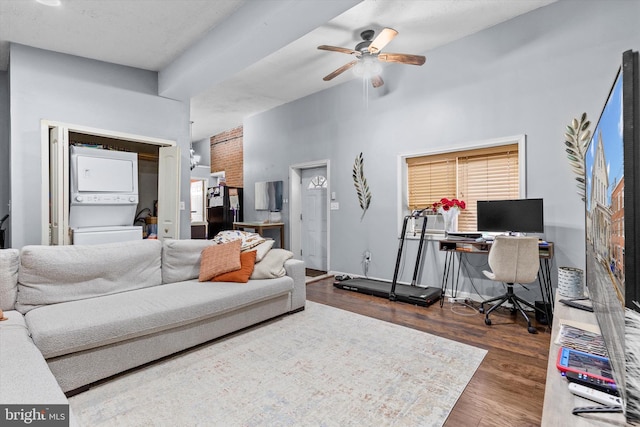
476,198,544,234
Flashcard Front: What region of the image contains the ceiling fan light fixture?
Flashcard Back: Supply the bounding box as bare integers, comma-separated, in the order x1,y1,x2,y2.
318,27,422,88
353,55,381,78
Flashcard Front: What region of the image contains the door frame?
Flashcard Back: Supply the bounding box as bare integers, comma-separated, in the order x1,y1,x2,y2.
289,159,330,271
41,120,178,245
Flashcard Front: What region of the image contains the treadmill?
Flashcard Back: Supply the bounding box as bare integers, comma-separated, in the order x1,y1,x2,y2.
334,211,441,307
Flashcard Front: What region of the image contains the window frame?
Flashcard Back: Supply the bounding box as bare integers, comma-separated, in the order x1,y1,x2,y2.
396,134,527,237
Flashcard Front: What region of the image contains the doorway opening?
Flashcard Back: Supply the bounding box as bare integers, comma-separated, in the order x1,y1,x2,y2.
42,121,179,245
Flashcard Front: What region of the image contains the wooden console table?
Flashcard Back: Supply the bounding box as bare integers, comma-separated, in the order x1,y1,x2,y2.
232,222,285,249
541,291,625,425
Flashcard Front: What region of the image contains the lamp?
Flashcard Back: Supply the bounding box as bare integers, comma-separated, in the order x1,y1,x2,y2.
189,121,200,170
353,55,382,79
190,149,201,171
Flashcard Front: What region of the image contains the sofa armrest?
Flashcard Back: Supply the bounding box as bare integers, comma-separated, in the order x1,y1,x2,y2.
0,311,78,425
0,312,67,403
0,249,19,311
284,259,305,311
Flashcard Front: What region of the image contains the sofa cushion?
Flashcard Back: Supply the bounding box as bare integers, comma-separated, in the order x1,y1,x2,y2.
161,239,215,284
212,250,256,283
250,249,294,279
198,240,241,282
25,276,294,358
16,240,162,314
0,249,19,311
246,239,274,262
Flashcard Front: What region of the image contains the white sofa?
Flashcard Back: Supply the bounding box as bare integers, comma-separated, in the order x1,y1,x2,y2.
0,239,305,404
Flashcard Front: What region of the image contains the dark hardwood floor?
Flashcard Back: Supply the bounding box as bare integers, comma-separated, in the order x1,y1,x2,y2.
305,277,551,427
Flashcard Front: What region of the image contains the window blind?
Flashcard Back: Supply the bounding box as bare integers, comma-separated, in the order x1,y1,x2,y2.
407,157,456,210
406,143,519,231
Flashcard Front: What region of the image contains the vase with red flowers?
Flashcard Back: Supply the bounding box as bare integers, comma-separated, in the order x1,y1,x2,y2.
431,197,466,233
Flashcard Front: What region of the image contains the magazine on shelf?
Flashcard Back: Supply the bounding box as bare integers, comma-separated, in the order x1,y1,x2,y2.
556,322,608,358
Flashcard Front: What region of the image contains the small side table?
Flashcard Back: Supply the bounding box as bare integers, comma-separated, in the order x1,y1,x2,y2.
232,222,285,249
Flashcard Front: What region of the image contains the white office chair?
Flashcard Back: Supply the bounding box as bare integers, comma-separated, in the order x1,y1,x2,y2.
480,235,541,334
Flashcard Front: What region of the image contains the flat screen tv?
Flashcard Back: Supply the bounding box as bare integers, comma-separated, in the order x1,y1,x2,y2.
584,49,639,422
255,180,283,211
476,198,544,234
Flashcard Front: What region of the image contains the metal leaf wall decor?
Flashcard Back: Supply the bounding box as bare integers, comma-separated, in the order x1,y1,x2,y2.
564,112,591,201
352,152,372,220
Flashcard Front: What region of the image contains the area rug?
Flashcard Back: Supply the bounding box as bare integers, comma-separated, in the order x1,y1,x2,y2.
68,301,487,426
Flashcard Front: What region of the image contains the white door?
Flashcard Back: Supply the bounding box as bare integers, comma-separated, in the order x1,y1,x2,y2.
49,127,70,245
157,145,181,240
301,167,327,271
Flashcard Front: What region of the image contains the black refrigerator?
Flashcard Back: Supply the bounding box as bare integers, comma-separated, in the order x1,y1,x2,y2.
207,186,243,239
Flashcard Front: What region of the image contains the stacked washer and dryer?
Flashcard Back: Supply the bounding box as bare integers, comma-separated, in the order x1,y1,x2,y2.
69,146,143,245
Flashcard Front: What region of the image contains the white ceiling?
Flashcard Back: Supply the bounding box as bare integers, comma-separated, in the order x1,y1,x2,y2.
0,0,556,141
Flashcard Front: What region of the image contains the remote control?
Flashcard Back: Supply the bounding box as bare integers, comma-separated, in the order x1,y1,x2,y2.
568,383,623,406
559,298,594,312
565,371,619,396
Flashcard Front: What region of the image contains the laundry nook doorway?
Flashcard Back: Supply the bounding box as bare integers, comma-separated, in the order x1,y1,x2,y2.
43,121,180,245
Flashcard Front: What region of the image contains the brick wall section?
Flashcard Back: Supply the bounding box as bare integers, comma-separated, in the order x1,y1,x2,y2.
210,126,243,188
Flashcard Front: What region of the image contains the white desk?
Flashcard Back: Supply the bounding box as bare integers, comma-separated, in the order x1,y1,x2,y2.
541,291,626,426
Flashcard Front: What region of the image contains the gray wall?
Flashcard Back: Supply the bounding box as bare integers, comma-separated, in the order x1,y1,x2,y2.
8,44,191,248
0,71,9,245
244,0,640,298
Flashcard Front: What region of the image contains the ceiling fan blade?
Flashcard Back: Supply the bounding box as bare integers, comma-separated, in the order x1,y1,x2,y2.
317,45,360,56
368,28,398,54
371,75,384,88
378,52,426,66
323,60,358,81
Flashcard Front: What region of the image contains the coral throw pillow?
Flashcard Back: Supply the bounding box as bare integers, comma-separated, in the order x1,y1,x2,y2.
212,250,257,283
198,240,242,282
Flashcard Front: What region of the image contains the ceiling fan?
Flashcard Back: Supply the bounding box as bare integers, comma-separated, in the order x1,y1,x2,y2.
318,28,426,88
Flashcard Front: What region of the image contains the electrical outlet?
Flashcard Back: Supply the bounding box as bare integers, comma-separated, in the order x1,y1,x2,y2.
448,297,468,303
364,251,372,262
